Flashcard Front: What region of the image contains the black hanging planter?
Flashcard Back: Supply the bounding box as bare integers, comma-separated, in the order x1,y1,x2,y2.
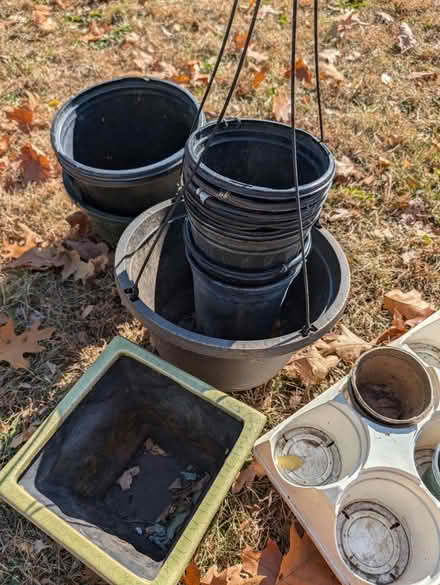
52,77,205,217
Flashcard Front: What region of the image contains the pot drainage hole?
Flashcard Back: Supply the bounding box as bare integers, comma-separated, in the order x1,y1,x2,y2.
275,427,341,486
336,502,409,585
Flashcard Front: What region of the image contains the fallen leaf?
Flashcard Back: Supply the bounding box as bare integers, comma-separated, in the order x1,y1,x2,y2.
55,0,66,8
39,16,56,32
276,455,304,471
232,460,266,493
375,309,408,345
242,540,282,585
6,106,33,132
258,5,281,18
122,31,141,48
295,58,312,84
60,249,107,284
378,156,392,168
117,466,140,491
399,22,417,53
133,50,154,71
0,135,9,156
376,10,394,24
407,71,437,81
383,289,435,322
272,90,290,123
145,437,168,456
322,324,371,363
319,49,340,64
247,49,267,63
48,98,61,108
328,208,359,222
319,62,344,83
252,71,266,88
183,562,201,585
10,425,36,448
19,144,51,184
285,344,339,386
66,210,89,236
64,239,108,261
3,225,39,259
7,247,64,271
401,249,417,265
299,0,312,6
153,61,178,79
0,319,55,369
335,155,359,182
206,565,264,585
234,31,247,50
84,20,105,42
277,523,339,585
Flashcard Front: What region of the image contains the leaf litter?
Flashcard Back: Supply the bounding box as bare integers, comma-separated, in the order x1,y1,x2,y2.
0,318,55,369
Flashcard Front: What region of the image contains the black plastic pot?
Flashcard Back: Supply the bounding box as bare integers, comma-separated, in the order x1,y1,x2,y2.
115,200,350,392
52,77,204,217
63,172,133,248
184,219,309,283
184,119,335,201
187,251,297,340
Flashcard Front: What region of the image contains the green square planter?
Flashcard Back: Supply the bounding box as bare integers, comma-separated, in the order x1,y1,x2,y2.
0,337,266,585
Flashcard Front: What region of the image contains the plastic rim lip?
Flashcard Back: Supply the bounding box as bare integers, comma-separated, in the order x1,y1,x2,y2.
349,347,434,426
115,203,351,357
184,119,336,200
51,76,203,185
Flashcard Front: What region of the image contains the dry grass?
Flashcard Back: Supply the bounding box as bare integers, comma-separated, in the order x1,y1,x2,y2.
0,0,439,582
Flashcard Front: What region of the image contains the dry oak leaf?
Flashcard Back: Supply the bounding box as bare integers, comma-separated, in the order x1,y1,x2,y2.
0,319,55,369
319,49,340,64
66,210,89,236
183,562,201,585
375,309,408,345
383,289,435,324
7,247,64,271
232,459,266,493
242,539,282,585
234,31,247,50
399,22,417,53
247,49,267,63
319,62,344,83
117,466,140,490
3,225,39,259
0,135,9,156
60,249,108,284
328,208,359,222
285,344,339,387
133,50,154,71
277,523,340,585
6,105,33,132
252,71,266,89
295,58,312,84
84,20,106,42
334,155,359,183
203,565,264,585
19,144,51,184
322,324,371,363
272,90,290,124
64,239,108,261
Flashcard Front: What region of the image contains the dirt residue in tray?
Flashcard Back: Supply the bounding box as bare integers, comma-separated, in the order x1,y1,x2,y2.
358,383,406,420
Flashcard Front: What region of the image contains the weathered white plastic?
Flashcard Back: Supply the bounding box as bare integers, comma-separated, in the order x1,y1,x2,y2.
254,311,440,585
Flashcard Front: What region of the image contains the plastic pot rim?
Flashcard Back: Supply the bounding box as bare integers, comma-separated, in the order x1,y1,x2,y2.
184,118,336,200
115,201,351,359
52,76,203,188
349,346,433,426
63,172,135,224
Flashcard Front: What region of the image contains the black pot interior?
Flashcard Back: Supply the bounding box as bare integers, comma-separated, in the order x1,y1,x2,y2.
19,356,242,580
63,89,197,170
129,207,341,338
200,131,330,190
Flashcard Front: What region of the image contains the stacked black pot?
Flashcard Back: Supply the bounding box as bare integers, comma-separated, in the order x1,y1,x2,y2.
51,77,204,246
182,119,336,340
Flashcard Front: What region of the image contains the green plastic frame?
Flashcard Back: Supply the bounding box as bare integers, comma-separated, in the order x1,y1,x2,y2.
0,337,266,585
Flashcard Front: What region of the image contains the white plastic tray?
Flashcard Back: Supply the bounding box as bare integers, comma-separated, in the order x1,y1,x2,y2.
254,312,440,585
